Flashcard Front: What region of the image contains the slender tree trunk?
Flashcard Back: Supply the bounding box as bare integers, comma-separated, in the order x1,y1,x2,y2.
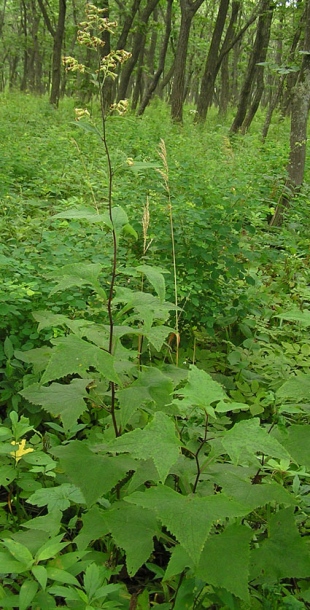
49,0,66,106
137,0,173,116
131,43,145,110
196,0,230,121
158,60,175,98
117,0,160,101
170,0,205,123
37,0,66,107
241,4,273,132
270,0,310,226
230,0,274,134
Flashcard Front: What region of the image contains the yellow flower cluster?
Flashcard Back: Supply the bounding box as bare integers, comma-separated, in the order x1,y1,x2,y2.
10,439,34,463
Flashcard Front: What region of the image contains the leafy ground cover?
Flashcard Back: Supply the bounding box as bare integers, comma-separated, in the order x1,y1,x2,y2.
0,92,310,609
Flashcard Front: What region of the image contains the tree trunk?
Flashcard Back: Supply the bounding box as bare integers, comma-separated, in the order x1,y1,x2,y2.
196,0,230,121
137,0,173,116
230,0,274,134
37,0,66,107
270,0,310,226
117,0,160,101
241,4,273,132
49,0,66,106
170,0,205,123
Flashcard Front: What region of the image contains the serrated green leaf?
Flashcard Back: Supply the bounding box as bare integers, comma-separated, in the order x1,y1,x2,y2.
32,565,48,590
276,308,310,326
14,346,53,374
22,511,62,537
1,539,33,569
48,262,106,298
51,441,130,507
39,335,119,384
222,418,290,465
83,563,103,600
109,412,180,482
19,579,38,610
164,545,193,581
4,337,14,360
20,379,90,431
136,265,166,302
75,506,110,551
197,524,252,602
46,567,80,586
0,550,29,574
32,311,71,331
280,425,310,468
117,368,174,428
126,459,161,494
47,584,81,601
35,534,70,562
277,374,310,402
250,507,310,583
126,486,250,565
27,483,85,512
208,464,294,509
113,287,174,330
104,503,158,576
174,365,226,416
53,207,107,222
143,325,172,351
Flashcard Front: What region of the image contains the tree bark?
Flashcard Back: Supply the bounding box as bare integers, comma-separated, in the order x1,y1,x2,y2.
196,0,230,121
49,0,66,106
241,3,273,132
170,0,205,123
37,0,66,107
270,0,310,226
230,0,274,134
137,0,173,116
117,0,160,101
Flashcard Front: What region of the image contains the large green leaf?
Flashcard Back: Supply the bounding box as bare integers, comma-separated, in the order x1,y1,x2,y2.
19,579,38,610
51,441,130,507
197,524,252,602
48,262,106,298
173,365,226,417
15,346,53,374
208,464,294,509
250,507,310,583
113,287,174,330
32,311,72,331
276,308,310,326
126,486,250,565
222,418,290,465
20,379,91,430
75,506,110,551
164,545,193,581
142,325,172,352
53,207,108,223
277,374,310,402
22,511,62,537
279,424,310,469
27,483,85,512
109,411,180,482
0,465,16,486
117,368,174,428
136,265,166,302
1,539,33,569
40,335,119,384
104,503,158,576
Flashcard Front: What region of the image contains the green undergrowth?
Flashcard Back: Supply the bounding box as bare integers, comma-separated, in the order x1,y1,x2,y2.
0,92,310,609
